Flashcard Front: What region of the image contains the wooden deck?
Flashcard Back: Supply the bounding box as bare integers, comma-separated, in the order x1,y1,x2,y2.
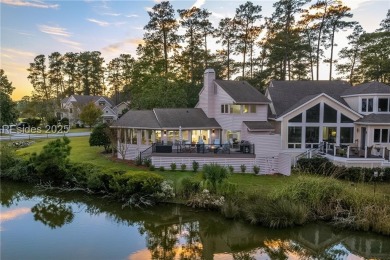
151,152,255,158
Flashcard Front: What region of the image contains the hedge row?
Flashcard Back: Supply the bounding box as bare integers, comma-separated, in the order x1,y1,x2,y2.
297,157,390,183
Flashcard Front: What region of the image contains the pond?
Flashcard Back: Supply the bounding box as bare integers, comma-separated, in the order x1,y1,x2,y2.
1,181,389,260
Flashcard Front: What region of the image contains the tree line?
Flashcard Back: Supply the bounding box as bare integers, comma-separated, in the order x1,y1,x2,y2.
16,1,390,118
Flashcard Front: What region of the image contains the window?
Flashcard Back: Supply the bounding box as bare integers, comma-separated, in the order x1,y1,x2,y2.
230,105,241,114
362,98,373,112
323,104,337,123
375,128,390,143
323,127,337,143
306,104,320,123
305,127,319,143
243,105,256,113
341,114,353,123
288,127,302,143
340,127,354,143
69,108,73,113
374,129,381,143
99,101,106,106
289,113,302,123
382,129,389,143
221,104,229,114
378,98,389,112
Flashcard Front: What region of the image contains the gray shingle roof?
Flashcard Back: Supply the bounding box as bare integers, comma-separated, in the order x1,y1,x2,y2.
243,121,275,131
215,80,270,104
112,108,221,129
356,114,390,124
112,110,161,129
268,80,351,117
62,95,113,106
154,108,220,129
341,82,390,96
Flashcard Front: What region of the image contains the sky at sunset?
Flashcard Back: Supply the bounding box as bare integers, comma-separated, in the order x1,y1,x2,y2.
1,0,389,100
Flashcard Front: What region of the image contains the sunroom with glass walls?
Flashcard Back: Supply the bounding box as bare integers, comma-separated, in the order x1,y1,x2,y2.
286,102,356,149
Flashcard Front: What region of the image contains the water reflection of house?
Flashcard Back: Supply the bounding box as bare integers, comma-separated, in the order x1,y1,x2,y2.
343,235,390,259
291,223,344,255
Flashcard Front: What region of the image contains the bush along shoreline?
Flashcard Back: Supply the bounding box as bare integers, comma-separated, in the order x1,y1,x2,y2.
1,138,389,236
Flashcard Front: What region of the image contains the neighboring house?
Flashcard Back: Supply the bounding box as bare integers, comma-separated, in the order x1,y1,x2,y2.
266,81,390,167
112,69,290,175
113,101,130,118
58,95,118,126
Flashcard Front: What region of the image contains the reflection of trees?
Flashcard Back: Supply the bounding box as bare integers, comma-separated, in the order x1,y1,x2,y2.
232,251,256,260
180,222,203,260
140,223,180,260
31,197,74,229
1,182,34,207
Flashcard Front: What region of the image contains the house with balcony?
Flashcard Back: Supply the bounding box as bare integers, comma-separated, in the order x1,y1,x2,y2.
111,69,290,175
266,81,390,167
59,95,117,126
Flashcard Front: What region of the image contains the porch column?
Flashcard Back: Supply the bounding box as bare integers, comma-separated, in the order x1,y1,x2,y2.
365,146,367,158
347,146,350,158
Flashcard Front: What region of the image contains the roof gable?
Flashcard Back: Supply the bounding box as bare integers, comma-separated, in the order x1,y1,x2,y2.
215,80,270,104
276,93,362,120
268,80,351,117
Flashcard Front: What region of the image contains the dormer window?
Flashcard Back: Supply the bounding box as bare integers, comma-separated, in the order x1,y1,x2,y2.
99,101,106,106
378,98,390,112
361,98,373,112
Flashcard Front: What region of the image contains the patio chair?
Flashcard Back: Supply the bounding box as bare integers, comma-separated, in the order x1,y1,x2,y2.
220,142,230,154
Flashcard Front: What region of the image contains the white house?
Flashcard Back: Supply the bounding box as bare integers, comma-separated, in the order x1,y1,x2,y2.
59,95,118,126
111,69,290,175
111,69,390,172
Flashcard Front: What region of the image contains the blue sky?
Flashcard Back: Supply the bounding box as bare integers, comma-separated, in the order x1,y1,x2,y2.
1,0,389,100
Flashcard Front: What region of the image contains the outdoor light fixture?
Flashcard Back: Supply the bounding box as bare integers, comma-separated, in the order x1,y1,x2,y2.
212,129,215,133
164,130,167,135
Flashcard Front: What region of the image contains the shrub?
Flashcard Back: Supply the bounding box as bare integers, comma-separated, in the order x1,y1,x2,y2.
24,117,41,128
192,161,199,172
149,164,155,171
180,163,187,171
181,177,201,199
29,137,71,184
297,158,390,183
240,164,246,173
109,172,163,198
0,158,31,182
159,166,165,172
186,189,225,209
60,117,69,126
227,165,234,174
253,165,260,175
89,123,111,153
0,144,17,172
46,117,58,127
134,156,142,166
170,162,177,171
154,180,175,200
143,158,152,167
202,163,229,193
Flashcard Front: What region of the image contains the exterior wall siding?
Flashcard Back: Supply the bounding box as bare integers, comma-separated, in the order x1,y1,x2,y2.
343,96,360,112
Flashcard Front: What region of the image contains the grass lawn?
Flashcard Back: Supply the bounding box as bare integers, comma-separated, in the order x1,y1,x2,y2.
16,136,390,198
